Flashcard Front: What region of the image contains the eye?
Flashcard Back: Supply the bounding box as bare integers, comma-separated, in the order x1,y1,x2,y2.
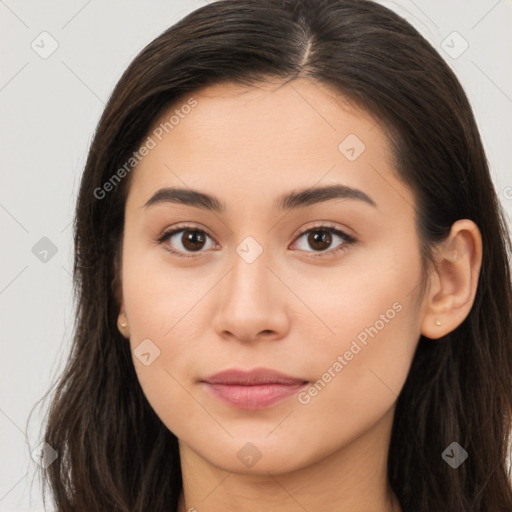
157,223,356,259
157,224,216,258
290,224,356,258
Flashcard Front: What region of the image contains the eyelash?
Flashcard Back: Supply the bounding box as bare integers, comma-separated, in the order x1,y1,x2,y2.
156,223,356,260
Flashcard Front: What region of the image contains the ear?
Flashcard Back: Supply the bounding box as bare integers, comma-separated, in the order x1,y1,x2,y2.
113,249,130,339
420,219,483,340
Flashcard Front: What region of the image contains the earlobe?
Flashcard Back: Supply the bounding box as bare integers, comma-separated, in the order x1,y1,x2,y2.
113,250,130,338
117,307,130,338
420,219,482,340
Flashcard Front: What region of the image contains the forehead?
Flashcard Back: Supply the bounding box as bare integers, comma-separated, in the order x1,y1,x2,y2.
125,78,412,217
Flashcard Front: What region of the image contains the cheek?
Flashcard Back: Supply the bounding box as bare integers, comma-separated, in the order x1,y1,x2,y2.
122,255,205,432
121,238,215,423
121,230,207,340
293,314,417,468
293,249,422,444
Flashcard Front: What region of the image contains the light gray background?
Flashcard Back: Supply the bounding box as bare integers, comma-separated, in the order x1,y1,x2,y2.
1,1,511,510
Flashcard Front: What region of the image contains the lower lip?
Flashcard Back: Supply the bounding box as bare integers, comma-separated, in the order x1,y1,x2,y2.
203,382,307,410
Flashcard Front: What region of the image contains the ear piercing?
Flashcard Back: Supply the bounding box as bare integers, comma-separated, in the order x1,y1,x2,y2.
435,320,442,326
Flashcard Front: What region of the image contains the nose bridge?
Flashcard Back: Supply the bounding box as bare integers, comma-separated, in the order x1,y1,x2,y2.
228,235,274,309
211,233,289,341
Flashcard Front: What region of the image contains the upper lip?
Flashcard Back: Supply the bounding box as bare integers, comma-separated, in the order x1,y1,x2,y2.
201,368,308,385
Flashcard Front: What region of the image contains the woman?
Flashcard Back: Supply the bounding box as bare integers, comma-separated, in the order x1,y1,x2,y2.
36,0,512,510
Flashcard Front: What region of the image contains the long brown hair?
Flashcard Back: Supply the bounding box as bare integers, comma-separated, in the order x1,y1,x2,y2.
31,0,512,510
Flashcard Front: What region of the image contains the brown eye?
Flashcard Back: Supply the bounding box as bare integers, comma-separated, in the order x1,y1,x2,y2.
291,225,355,258
158,226,216,257
307,229,333,251
181,230,207,251
158,224,355,259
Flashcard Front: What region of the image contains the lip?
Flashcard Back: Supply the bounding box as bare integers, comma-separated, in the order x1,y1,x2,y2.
201,368,309,410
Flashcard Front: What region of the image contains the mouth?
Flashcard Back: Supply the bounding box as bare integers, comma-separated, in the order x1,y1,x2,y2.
200,368,309,410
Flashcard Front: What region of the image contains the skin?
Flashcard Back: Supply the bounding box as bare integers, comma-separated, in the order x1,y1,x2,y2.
116,78,482,512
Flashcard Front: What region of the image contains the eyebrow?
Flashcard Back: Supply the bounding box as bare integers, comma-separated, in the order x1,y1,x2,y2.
143,184,377,212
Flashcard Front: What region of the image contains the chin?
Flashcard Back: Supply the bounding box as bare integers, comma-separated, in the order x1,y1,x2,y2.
185,434,327,476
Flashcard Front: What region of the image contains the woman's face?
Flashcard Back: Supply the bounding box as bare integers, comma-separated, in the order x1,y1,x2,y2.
119,78,427,473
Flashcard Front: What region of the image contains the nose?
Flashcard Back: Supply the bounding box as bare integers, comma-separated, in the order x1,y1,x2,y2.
211,247,290,343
